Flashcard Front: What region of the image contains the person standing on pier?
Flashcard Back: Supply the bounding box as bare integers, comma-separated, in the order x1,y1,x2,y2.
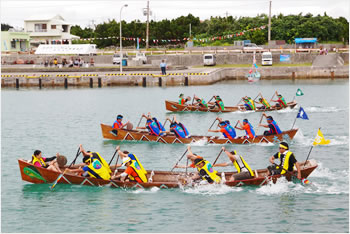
160,59,167,75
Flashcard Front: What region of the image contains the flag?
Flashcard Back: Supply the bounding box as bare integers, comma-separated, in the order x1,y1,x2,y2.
136,37,140,50
296,88,304,96
297,107,309,120
313,129,330,146
254,63,258,69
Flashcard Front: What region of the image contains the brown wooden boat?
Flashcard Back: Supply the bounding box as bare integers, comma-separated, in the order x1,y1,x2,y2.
18,159,318,188
100,123,298,144
165,100,298,113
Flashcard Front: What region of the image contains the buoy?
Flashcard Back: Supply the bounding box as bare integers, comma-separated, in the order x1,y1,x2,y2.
301,178,310,185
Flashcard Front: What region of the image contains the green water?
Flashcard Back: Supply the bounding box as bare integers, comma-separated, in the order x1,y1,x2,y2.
1,79,349,232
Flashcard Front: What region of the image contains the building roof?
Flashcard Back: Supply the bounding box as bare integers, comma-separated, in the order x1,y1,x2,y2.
24,14,73,24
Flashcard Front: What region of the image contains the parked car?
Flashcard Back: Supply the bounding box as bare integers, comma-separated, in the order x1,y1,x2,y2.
132,52,147,64
203,54,216,66
262,52,273,66
113,53,128,64
243,43,263,52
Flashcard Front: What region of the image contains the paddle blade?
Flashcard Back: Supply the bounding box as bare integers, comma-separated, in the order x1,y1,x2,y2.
50,174,63,190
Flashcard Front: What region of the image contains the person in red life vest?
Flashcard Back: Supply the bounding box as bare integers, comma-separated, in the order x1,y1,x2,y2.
271,93,287,108
208,117,237,140
174,145,204,169
112,115,130,129
259,113,282,136
31,150,62,173
178,93,188,105
267,142,301,180
136,114,161,136
235,119,256,139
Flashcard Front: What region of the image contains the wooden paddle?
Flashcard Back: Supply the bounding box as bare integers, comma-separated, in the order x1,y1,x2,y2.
252,113,265,142
191,94,195,105
171,149,188,171
136,115,144,128
213,149,224,165
50,147,81,190
208,118,218,131
108,147,119,166
269,91,277,103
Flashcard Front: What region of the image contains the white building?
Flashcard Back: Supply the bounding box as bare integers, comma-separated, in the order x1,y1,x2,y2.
24,15,80,45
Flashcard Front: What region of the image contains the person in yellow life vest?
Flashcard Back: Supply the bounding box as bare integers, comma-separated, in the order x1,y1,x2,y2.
31,150,62,173
111,157,148,183
255,97,271,110
213,147,254,181
190,149,221,184
111,146,147,177
267,142,301,179
78,144,112,175
67,156,111,180
242,96,256,111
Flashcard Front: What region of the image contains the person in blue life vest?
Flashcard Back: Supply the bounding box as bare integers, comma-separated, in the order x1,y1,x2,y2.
136,113,161,136
259,113,282,136
67,155,111,180
160,115,190,138
112,115,130,129
151,117,166,136
267,142,301,180
213,147,255,181
208,117,236,140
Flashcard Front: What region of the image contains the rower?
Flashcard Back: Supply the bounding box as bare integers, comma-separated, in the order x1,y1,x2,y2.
136,114,161,136
161,115,190,138
213,147,255,181
271,93,287,108
67,155,111,180
112,115,130,129
31,150,62,173
79,144,112,174
242,97,256,111
256,97,271,110
188,146,221,184
259,113,282,136
235,119,256,139
111,156,148,183
267,142,301,180
208,117,236,140
152,117,166,135
178,93,188,105
209,95,225,111
194,95,208,108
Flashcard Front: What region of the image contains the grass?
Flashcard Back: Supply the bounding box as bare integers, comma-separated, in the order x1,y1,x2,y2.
193,63,312,68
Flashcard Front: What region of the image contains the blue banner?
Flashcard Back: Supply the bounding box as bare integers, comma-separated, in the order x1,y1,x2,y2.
297,107,309,120
280,54,291,62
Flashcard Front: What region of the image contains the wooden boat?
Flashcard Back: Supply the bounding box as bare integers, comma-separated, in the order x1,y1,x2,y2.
165,100,298,113
100,123,298,144
18,158,318,188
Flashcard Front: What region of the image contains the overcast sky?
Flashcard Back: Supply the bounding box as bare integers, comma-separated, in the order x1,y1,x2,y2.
1,0,349,29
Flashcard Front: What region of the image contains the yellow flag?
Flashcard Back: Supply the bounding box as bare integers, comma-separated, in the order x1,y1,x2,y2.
313,129,330,146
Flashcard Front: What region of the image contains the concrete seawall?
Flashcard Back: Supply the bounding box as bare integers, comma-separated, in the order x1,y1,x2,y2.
2,66,348,88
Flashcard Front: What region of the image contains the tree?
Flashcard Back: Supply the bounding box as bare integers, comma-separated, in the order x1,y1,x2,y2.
1,23,13,31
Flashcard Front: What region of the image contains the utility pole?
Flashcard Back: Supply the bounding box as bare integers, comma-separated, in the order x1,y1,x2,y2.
146,0,150,49
268,0,272,44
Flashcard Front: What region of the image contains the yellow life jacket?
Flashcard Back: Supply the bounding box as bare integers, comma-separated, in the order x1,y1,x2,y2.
92,152,111,174
128,160,148,183
232,155,255,177
86,158,111,180
32,155,47,167
197,160,221,184
276,151,293,175
261,98,271,108
129,154,147,175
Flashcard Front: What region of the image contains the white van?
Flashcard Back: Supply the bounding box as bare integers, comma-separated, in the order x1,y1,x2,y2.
262,52,273,66
133,52,147,64
113,53,128,64
203,54,216,66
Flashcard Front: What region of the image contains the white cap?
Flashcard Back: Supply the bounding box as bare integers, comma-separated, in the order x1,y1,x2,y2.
122,157,131,166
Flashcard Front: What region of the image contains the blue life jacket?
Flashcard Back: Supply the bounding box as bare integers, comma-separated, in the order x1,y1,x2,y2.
270,120,282,134
154,120,166,131
146,121,160,136
222,125,236,139
172,125,186,138
178,123,189,136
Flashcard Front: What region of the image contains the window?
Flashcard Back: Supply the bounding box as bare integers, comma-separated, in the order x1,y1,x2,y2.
11,40,16,49
34,24,47,32
51,25,56,29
